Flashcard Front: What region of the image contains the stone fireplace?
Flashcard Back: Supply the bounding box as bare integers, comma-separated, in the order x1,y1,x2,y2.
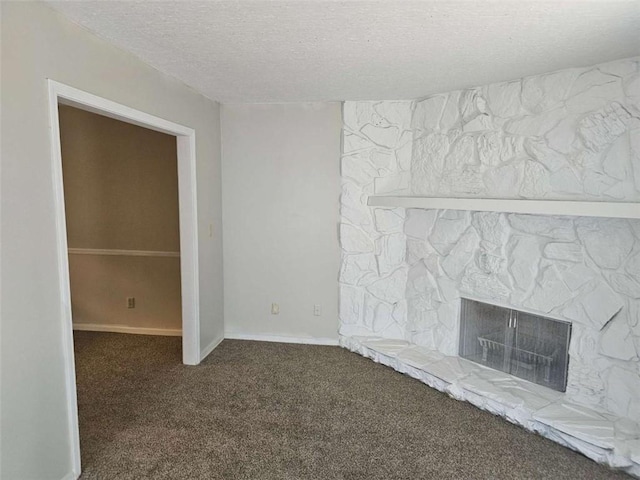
338,57,640,474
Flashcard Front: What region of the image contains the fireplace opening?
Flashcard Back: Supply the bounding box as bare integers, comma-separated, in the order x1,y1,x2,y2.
459,298,572,392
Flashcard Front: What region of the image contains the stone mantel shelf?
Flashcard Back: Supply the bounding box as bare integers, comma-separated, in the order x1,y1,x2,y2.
367,196,640,220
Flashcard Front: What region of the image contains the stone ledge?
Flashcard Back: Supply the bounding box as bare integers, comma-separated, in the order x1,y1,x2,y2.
340,335,640,478
367,196,640,220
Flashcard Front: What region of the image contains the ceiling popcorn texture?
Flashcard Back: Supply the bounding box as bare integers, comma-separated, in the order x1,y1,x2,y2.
46,1,640,103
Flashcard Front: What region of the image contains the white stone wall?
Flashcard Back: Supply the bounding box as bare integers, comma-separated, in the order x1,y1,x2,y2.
340,101,413,339
411,58,640,200
339,57,640,421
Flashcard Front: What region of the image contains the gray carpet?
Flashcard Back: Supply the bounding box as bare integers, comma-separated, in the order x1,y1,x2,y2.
74,332,629,479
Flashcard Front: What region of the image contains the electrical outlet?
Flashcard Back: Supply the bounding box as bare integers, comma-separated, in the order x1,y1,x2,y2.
313,304,321,316
127,297,136,309
271,303,279,315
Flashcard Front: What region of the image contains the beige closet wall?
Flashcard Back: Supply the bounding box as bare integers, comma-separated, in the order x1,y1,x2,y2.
60,106,182,332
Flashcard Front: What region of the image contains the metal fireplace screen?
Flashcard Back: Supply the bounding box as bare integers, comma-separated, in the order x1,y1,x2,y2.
459,298,571,392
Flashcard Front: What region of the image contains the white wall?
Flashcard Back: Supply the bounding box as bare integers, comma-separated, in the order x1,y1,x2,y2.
222,103,342,342
0,3,224,479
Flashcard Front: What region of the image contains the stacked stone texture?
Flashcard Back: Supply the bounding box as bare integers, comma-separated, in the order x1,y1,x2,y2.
411,59,640,200
339,57,640,421
340,101,413,340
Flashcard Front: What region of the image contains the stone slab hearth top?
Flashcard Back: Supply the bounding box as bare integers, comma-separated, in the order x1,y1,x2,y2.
341,335,640,477
367,196,640,220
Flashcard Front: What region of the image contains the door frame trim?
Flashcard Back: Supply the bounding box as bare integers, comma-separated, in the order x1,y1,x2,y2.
47,79,201,477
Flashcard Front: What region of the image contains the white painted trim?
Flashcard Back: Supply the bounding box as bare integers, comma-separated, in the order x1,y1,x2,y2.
367,196,640,219
225,333,339,346
48,80,82,478
47,79,202,477
68,248,180,258
73,323,182,337
176,131,200,366
54,82,194,137
59,471,79,480
200,334,225,362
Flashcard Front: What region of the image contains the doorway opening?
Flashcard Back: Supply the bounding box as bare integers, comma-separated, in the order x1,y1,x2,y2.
60,104,183,338
48,80,200,477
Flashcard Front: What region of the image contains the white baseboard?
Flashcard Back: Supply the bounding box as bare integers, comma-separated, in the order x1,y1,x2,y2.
224,332,339,346
73,323,182,337
200,334,224,362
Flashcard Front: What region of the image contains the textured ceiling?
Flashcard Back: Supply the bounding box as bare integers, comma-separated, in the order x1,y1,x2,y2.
47,1,640,103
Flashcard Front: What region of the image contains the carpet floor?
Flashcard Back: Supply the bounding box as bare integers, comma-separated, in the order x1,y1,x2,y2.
74,332,630,479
